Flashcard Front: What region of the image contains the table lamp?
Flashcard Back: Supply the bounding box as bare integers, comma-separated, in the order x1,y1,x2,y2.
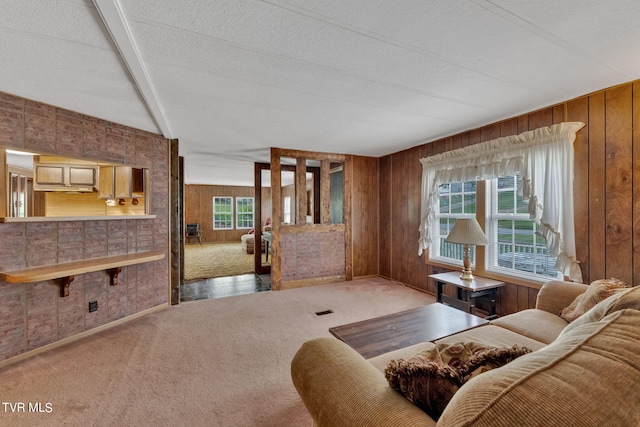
445,218,489,280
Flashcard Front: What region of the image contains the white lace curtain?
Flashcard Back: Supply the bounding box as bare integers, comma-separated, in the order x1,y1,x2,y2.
418,122,585,283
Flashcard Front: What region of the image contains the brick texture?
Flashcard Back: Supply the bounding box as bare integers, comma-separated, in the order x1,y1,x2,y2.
281,230,346,282
0,91,170,362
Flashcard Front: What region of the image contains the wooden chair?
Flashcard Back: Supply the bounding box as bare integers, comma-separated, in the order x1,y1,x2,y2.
185,223,203,244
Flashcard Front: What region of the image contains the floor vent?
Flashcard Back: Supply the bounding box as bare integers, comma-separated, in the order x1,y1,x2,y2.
315,309,334,316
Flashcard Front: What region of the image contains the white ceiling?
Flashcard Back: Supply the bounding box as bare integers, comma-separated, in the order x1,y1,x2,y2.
2,0,639,186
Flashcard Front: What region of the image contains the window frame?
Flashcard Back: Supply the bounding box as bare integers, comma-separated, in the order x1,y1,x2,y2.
485,175,560,281
430,181,478,265
429,175,561,283
212,196,233,230
235,196,255,230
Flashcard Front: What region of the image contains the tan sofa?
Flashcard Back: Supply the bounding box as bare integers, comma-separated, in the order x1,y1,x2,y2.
291,280,640,426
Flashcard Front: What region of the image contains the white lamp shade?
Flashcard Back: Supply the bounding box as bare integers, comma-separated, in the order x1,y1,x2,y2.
445,218,488,246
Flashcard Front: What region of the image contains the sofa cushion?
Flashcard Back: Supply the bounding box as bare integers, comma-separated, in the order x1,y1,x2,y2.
560,278,630,322
384,342,531,420
435,324,547,351
368,342,436,373
438,309,640,427
491,309,568,344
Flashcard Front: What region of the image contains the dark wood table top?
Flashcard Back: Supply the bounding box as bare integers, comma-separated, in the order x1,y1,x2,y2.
329,303,489,359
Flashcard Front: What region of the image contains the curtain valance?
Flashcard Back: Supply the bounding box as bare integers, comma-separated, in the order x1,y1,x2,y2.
418,122,585,282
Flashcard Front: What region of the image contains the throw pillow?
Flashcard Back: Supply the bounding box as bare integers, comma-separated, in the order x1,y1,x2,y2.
560,278,630,322
385,342,531,420
559,285,640,337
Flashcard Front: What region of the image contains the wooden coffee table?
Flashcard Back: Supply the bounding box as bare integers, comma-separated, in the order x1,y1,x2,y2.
329,303,489,359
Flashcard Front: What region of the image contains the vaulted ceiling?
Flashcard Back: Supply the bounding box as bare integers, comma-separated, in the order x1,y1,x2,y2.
2,1,639,186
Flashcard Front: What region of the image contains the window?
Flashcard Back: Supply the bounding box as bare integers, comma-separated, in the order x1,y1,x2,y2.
486,174,558,279
236,197,254,229
432,174,559,281
432,181,477,264
283,196,292,224
213,197,233,230
419,122,584,282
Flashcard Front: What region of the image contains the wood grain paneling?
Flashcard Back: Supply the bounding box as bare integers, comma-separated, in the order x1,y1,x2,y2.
378,156,391,278
634,82,640,287
567,96,590,281
604,85,633,283
381,79,640,314
351,156,379,277
588,92,606,281
184,184,254,243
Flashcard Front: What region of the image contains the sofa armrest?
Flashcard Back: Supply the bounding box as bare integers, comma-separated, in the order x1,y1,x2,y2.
291,338,435,427
535,280,588,315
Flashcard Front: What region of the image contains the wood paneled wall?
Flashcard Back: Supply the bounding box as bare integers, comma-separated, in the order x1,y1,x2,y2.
352,156,379,277
379,80,640,315
184,184,254,243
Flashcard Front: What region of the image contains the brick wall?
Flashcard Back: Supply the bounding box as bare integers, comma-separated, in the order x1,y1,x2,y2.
0,91,169,362
280,230,345,282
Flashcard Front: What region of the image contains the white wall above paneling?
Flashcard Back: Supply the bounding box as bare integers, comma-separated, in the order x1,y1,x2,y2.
2,0,639,185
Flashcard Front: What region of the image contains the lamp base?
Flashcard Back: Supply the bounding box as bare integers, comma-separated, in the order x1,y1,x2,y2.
459,269,474,281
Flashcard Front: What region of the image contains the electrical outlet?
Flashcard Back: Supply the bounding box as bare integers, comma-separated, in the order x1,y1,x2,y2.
89,300,98,313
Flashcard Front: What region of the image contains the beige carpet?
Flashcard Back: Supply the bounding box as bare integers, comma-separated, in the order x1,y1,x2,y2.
185,242,269,281
0,277,435,426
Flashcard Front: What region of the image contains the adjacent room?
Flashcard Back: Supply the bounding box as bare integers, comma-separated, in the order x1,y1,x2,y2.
1,1,639,426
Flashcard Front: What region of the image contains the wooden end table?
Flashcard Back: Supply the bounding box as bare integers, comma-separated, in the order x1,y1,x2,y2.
329,303,488,359
429,272,505,319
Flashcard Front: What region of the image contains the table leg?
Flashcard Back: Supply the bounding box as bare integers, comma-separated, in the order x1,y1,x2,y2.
459,288,475,314
436,281,443,303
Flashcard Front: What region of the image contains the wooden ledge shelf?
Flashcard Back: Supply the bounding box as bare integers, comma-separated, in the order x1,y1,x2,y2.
0,251,165,297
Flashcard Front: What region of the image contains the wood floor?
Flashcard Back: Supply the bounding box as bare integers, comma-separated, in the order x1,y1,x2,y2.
180,274,272,301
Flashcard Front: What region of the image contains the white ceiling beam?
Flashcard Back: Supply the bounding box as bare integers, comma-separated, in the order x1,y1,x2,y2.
92,0,173,137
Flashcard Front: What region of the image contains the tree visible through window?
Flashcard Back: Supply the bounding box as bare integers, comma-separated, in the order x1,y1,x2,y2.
213,196,233,230
236,197,254,229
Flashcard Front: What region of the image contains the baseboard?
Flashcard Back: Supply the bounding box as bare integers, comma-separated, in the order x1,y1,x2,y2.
278,275,346,290
378,276,436,297
352,274,380,280
0,304,169,370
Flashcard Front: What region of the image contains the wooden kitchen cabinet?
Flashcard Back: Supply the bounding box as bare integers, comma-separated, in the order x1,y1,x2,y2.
99,166,144,199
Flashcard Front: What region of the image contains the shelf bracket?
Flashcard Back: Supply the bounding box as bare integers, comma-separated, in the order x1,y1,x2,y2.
59,275,74,297
109,267,122,286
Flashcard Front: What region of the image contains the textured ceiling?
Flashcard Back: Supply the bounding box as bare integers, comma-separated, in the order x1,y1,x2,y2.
2,0,640,186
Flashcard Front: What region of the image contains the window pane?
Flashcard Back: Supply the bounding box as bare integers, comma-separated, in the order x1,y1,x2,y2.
439,218,450,237
492,216,557,278
439,194,450,214
498,176,514,188
213,197,233,230
433,180,478,264
236,197,254,229
464,193,476,214
498,190,515,213
451,194,463,213
513,220,534,244
497,220,513,243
